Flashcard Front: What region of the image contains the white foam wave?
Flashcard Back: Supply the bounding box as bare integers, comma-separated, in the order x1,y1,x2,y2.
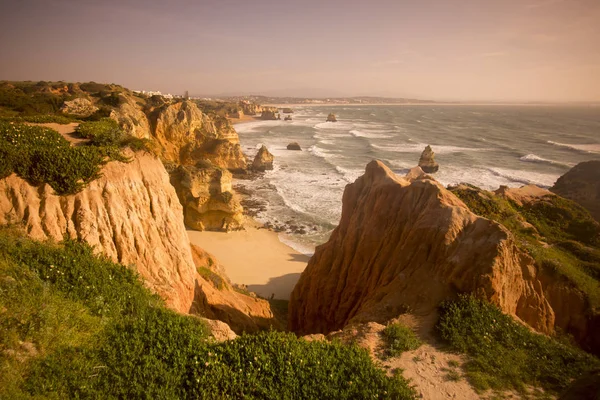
278,234,315,256
547,141,600,154
308,145,332,159
487,167,559,188
519,153,573,168
371,143,489,154
335,166,363,183
313,121,355,131
350,130,393,139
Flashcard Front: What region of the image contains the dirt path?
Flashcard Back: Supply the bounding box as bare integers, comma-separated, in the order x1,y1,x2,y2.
26,122,89,146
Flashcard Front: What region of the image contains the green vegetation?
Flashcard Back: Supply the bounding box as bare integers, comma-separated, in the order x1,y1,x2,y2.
437,295,600,394
451,186,600,308
197,266,226,290
0,121,129,195
0,228,417,399
381,323,422,358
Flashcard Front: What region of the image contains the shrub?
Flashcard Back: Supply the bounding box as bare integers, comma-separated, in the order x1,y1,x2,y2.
0,122,118,195
76,118,124,146
437,295,600,393
381,323,422,358
188,331,417,399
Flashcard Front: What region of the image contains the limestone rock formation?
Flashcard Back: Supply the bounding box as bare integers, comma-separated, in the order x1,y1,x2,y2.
198,318,238,341
326,113,337,122
287,142,301,151
252,145,274,171
151,100,247,171
170,164,244,231
551,160,600,222
0,150,197,313
60,98,98,117
109,93,152,139
289,160,555,336
260,110,279,120
418,145,439,173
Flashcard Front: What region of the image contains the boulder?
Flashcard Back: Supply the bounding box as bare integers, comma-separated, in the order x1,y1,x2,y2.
287,142,301,151
551,160,600,222
326,113,337,122
282,108,294,114
418,145,439,173
170,164,244,232
260,110,279,120
252,145,274,171
289,160,555,336
60,97,98,117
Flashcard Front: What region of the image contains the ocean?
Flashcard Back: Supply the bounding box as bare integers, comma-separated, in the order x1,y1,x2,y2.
235,105,600,255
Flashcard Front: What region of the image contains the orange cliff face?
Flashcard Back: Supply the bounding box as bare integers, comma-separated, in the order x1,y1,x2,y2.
0,150,198,313
0,150,274,333
288,161,556,336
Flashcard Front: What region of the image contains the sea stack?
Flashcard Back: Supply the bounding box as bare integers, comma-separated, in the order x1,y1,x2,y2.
326,113,337,122
418,145,439,173
287,142,301,150
252,145,274,171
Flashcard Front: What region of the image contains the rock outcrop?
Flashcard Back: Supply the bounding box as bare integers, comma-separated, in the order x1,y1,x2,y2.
60,98,98,117
260,110,279,120
252,145,274,171
282,108,294,114
109,93,152,139
289,160,554,335
189,244,279,333
326,113,337,122
170,164,244,231
151,100,247,171
0,150,197,313
287,142,301,151
551,160,600,222
418,145,439,173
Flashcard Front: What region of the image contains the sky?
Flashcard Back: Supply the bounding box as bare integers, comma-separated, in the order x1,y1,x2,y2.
0,0,599,102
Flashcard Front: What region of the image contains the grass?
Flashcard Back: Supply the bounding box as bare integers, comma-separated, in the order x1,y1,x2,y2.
197,266,226,290
437,295,600,394
450,186,600,309
0,227,417,399
381,323,422,358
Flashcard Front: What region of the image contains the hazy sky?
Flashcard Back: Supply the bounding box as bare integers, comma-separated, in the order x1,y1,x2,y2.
1,0,599,101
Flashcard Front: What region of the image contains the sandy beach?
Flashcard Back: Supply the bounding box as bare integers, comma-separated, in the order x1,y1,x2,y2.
187,226,310,300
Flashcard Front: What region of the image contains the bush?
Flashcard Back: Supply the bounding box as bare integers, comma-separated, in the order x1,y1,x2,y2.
381,323,422,358
76,118,124,146
188,331,417,399
437,295,600,393
0,121,117,195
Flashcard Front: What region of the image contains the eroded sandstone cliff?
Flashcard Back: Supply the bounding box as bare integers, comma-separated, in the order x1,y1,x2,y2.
0,150,272,333
289,161,555,335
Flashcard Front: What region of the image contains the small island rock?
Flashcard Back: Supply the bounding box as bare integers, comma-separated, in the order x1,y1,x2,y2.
287,142,302,151
252,145,274,171
326,113,337,122
418,145,439,173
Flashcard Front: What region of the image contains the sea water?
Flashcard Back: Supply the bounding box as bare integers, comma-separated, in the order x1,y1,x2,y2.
235,105,600,255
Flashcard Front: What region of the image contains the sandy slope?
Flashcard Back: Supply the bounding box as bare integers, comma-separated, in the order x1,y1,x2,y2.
187,227,309,300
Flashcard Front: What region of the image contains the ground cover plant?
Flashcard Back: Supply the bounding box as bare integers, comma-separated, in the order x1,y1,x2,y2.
437,295,600,394
0,228,417,399
451,186,600,308
381,323,422,358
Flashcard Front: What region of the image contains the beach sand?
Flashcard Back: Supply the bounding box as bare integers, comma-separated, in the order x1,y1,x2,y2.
187,226,310,300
